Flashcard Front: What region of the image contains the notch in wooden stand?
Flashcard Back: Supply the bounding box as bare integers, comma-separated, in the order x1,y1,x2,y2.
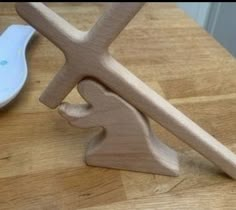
16,2,236,178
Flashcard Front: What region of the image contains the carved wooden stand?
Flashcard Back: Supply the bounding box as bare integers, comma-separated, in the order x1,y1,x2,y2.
16,2,236,178
58,79,179,176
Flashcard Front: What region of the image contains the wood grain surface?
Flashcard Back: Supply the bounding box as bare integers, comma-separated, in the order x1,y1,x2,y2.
0,3,236,210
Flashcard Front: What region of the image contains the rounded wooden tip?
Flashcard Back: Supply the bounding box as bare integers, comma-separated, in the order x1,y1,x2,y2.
39,94,58,109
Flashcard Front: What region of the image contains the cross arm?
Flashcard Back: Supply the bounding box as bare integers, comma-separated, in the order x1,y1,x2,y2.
15,2,84,52
39,62,85,107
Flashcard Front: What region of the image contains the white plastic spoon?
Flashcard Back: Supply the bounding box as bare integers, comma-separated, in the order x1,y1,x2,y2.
0,24,35,108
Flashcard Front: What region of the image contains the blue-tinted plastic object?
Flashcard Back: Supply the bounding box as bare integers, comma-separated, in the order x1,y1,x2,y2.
0,24,35,108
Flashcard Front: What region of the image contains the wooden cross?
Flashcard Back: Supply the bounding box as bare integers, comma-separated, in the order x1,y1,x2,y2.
16,2,236,178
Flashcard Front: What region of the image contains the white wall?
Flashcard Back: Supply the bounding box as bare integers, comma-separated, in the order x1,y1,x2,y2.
177,3,236,57
177,2,211,28
207,3,236,57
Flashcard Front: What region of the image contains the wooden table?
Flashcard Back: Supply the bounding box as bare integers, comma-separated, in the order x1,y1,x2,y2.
1,3,236,210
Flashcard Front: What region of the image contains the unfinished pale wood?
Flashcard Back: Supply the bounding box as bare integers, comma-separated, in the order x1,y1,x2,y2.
16,2,236,179
58,79,179,176
2,3,236,209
